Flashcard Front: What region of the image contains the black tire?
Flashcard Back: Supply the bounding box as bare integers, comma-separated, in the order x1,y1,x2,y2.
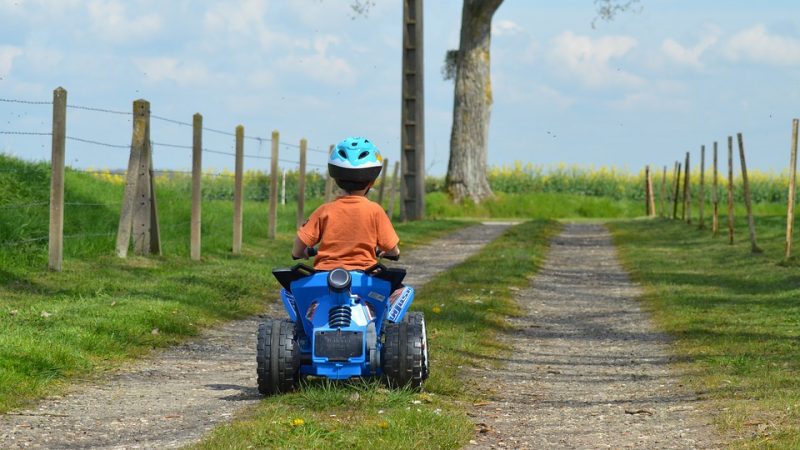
381,312,428,389
256,319,299,395
405,311,430,381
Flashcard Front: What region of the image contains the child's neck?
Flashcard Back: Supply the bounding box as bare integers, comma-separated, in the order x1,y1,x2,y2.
344,189,368,196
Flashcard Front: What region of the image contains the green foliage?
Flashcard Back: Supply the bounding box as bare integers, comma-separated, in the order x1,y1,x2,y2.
425,191,643,219
426,162,796,205
610,217,800,448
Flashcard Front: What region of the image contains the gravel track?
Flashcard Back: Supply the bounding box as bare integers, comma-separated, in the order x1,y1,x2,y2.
0,223,510,450
467,223,722,449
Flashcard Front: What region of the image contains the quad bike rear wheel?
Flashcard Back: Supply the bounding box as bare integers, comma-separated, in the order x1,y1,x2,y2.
256,318,300,395
381,312,429,388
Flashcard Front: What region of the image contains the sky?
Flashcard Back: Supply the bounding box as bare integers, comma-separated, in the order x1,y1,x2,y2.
1,0,800,176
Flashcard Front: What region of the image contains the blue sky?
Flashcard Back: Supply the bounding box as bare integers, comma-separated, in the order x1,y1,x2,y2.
1,0,800,176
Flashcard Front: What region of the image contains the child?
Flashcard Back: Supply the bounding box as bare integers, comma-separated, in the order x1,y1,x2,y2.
292,136,399,270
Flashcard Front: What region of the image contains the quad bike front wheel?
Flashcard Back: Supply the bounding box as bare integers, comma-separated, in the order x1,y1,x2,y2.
381,312,429,389
256,318,300,395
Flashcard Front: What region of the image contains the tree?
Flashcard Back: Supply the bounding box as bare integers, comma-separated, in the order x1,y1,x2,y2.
443,0,640,203
444,0,504,203
353,0,640,204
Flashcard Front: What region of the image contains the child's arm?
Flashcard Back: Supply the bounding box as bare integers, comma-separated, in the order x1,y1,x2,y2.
292,236,312,259
382,245,400,257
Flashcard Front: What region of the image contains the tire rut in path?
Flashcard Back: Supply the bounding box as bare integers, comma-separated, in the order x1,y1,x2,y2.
0,223,510,450
467,223,722,449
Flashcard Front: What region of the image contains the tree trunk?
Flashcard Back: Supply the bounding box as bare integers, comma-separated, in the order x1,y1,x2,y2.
446,0,503,203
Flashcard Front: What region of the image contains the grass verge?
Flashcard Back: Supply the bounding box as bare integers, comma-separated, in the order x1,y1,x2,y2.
609,215,800,449
0,156,469,413
190,220,559,450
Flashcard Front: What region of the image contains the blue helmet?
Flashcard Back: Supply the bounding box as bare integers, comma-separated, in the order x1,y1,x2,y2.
328,137,383,185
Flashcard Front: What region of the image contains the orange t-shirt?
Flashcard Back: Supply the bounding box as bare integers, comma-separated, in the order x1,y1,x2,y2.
297,195,400,271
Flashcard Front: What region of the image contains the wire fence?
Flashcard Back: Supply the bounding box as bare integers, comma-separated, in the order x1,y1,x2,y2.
0,90,400,266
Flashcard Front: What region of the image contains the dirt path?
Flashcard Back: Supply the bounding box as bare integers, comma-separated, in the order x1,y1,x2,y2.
0,223,511,450
467,223,722,449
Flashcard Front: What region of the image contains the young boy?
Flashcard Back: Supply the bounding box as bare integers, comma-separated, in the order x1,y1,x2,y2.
292,136,399,270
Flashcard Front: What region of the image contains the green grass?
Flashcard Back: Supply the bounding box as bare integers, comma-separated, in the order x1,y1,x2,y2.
191,220,560,450
0,155,469,413
609,215,800,449
426,191,644,219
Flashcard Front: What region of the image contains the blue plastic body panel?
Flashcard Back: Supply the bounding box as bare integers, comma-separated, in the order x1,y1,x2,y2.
280,270,414,380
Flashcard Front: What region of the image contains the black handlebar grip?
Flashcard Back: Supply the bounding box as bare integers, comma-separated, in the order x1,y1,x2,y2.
307,247,318,257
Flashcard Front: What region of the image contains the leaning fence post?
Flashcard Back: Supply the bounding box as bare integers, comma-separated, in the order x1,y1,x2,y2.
116,99,150,257
269,130,279,239
232,125,244,255
738,133,761,253
727,136,735,245
713,141,719,237
786,119,799,261
48,87,67,272
673,161,682,220
683,152,691,223
698,145,706,229
297,138,307,229
190,113,202,261
387,161,400,219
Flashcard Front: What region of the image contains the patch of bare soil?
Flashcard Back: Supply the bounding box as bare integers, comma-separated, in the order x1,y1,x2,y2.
467,223,722,449
0,223,510,450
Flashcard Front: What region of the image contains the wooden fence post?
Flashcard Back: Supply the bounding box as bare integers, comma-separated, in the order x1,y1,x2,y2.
698,145,706,229
727,136,735,245
281,168,286,206
377,158,389,206
116,99,160,257
269,130,279,239
786,119,799,261
48,87,67,272
672,162,682,219
148,154,161,256
683,152,691,223
645,165,655,217
387,161,400,219
660,165,667,217
190,113,202,261
712,141,719,237
297,138,307,229
738,133,762,253
324,144,334,202
232,125,244,255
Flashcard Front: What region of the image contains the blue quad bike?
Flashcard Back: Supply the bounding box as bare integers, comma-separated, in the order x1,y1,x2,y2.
256,252,429,395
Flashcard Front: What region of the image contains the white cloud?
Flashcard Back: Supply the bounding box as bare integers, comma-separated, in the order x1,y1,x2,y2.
203,0,291,50
0,45,22,78
661,25,720,69
86,0,162,42
610,80,689,111
548,31,642,88
493,20,523,36
133,57,210,85
724,25,800,66
281,36,356,86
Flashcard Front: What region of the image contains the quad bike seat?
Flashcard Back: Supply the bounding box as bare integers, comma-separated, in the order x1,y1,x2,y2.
272,263,406,294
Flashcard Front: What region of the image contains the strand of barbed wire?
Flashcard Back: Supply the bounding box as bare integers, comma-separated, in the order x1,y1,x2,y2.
2,96,330,154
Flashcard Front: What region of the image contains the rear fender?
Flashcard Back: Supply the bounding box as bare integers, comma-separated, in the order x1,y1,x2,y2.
280,288,299,322
387,286,415,323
